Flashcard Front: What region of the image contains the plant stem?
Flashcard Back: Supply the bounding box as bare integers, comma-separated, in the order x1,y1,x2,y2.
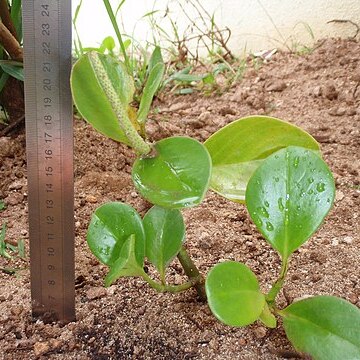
0,21,22,61
266,258,289,306
141,271,194,293
177,246,207,301
0,0,17,39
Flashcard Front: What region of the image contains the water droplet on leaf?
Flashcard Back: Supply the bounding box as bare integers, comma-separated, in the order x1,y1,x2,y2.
278,198,284,211
293,156,300,168
266,222,274,231
316,182,326,192
257,206,269,218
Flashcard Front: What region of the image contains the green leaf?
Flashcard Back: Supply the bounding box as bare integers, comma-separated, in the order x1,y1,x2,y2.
147,46,163,75
137,47,165,124
70,52,134,145
245,146,335,260
10,0,22,41
0,61,24,81
87,202,145,267
0,223,11,259
101,36,116,52
279,296,360,360
104,235,145,286
132,136,212,208
205,261,265,327
143,206,185,282
259,302,277,328
204,116,320,203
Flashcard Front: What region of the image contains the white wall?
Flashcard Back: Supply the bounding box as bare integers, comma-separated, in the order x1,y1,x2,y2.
72,0,360,55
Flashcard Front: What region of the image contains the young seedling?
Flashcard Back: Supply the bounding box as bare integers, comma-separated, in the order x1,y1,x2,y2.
205,146,360,359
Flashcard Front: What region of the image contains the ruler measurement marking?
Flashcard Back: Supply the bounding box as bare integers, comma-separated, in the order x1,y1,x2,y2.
23,0,75,322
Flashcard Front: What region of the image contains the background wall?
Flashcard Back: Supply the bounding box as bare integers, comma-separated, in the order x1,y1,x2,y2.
72,0,360,54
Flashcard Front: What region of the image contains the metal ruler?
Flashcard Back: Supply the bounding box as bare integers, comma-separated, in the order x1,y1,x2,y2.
23,0,75,323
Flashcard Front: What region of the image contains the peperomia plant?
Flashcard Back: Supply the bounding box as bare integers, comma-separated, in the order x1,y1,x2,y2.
71,44,360,357
70,41,330,297
205,146,360,359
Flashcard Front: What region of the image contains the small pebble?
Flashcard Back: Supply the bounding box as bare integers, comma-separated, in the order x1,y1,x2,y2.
9,181,23,191
347,108,357,116
86,287,107,300
85,195,97,203
335,191,344,202
349,293,358,304
266,80,287,92
6,193,24,206
342,236,353,244
198,111,211,122
169,102,188,112
323,83,338,100
10,305,24,316
34,339,62,356
313,86,322,97
254,326,267,339
238,338,247,346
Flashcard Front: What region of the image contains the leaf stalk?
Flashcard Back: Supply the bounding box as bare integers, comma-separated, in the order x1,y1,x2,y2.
177,246,207,301
266,258,289,306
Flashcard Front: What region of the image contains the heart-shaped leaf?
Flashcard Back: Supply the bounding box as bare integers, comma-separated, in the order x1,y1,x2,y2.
132,136,212,208
105,235,145,287
143,206,185,282
246,146,335,260
87,202,145,267
279,296,360,360
205,261,265,327
204,116,320,203
70,51,134,144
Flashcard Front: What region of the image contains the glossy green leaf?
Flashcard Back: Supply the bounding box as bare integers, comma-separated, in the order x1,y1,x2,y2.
143,206,185,281
205,261,265,327
132,136,212,208
259,302,277,328
246,146,335,260
104,235,145,286
204,116,320,203
137,47,165,124
279,296,360,360
87,202,145,267
70,51,134,144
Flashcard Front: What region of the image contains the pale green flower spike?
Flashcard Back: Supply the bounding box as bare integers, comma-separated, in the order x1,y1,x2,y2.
88,52,151,155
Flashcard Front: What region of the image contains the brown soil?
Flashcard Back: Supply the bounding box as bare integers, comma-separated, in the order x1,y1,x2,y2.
0,38,359,360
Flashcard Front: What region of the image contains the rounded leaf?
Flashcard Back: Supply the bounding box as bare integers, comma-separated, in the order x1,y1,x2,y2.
143,206,185,280
132,136,212,208
280,296,360,360
246,146,335,260
87,202,145,267
70,52,134,144
204,116,320,203
205,261,265,327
